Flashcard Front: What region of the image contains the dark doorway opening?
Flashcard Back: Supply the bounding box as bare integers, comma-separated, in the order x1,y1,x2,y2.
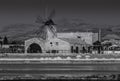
71,46,74,53
27,43,42,53
76,46,79,53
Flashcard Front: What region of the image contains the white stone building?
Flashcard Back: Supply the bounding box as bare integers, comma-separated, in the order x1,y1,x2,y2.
57,32,98,45
25,20,71,54
24,19,93,54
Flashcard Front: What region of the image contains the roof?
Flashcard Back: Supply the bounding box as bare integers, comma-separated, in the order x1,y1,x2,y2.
102,34,120,40
60,38,87,45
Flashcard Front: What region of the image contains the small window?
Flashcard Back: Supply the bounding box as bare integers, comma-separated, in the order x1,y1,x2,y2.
56,42,59,46
50,42,53,46
77,36,81,38
50,42,52,44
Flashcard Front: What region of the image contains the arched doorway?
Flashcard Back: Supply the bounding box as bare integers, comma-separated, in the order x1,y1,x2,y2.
27,43,42,53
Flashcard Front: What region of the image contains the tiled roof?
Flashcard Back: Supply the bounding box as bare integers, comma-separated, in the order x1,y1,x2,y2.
103,34,120,40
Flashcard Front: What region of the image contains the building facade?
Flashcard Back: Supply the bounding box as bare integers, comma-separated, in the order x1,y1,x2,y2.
57,32,98,45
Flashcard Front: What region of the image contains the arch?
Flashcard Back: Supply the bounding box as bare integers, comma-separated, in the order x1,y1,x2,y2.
25,38,45,53
27,43,42,53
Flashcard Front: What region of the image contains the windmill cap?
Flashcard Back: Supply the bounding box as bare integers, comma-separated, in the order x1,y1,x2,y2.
45,19,55,25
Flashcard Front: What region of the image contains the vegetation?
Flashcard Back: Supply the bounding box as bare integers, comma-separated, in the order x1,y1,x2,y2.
3,36,8,44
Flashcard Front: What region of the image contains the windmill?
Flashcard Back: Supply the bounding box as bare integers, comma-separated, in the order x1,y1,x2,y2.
35,9,57,40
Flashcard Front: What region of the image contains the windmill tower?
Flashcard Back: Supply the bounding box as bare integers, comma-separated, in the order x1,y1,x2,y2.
35,9,57,40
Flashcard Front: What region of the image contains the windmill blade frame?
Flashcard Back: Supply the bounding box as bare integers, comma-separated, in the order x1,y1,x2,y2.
49,25,57,37
35,16,45,24
47,9,56,20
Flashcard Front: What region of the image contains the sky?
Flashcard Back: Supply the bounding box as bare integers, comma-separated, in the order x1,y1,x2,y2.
0,0,120,27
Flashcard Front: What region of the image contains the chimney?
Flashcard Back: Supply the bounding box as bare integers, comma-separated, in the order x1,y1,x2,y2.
98,29,101,42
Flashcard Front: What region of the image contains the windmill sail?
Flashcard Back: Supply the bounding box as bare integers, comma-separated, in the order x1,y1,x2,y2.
49,25,57,37
48,9,55,20
35,9,57,40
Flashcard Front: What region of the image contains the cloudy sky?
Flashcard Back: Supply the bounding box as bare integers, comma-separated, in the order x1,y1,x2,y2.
0,0,120,27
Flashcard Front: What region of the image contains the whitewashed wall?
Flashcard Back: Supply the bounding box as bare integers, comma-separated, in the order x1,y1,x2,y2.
25,37,71,53
45,38,71,53
57,32,98,45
